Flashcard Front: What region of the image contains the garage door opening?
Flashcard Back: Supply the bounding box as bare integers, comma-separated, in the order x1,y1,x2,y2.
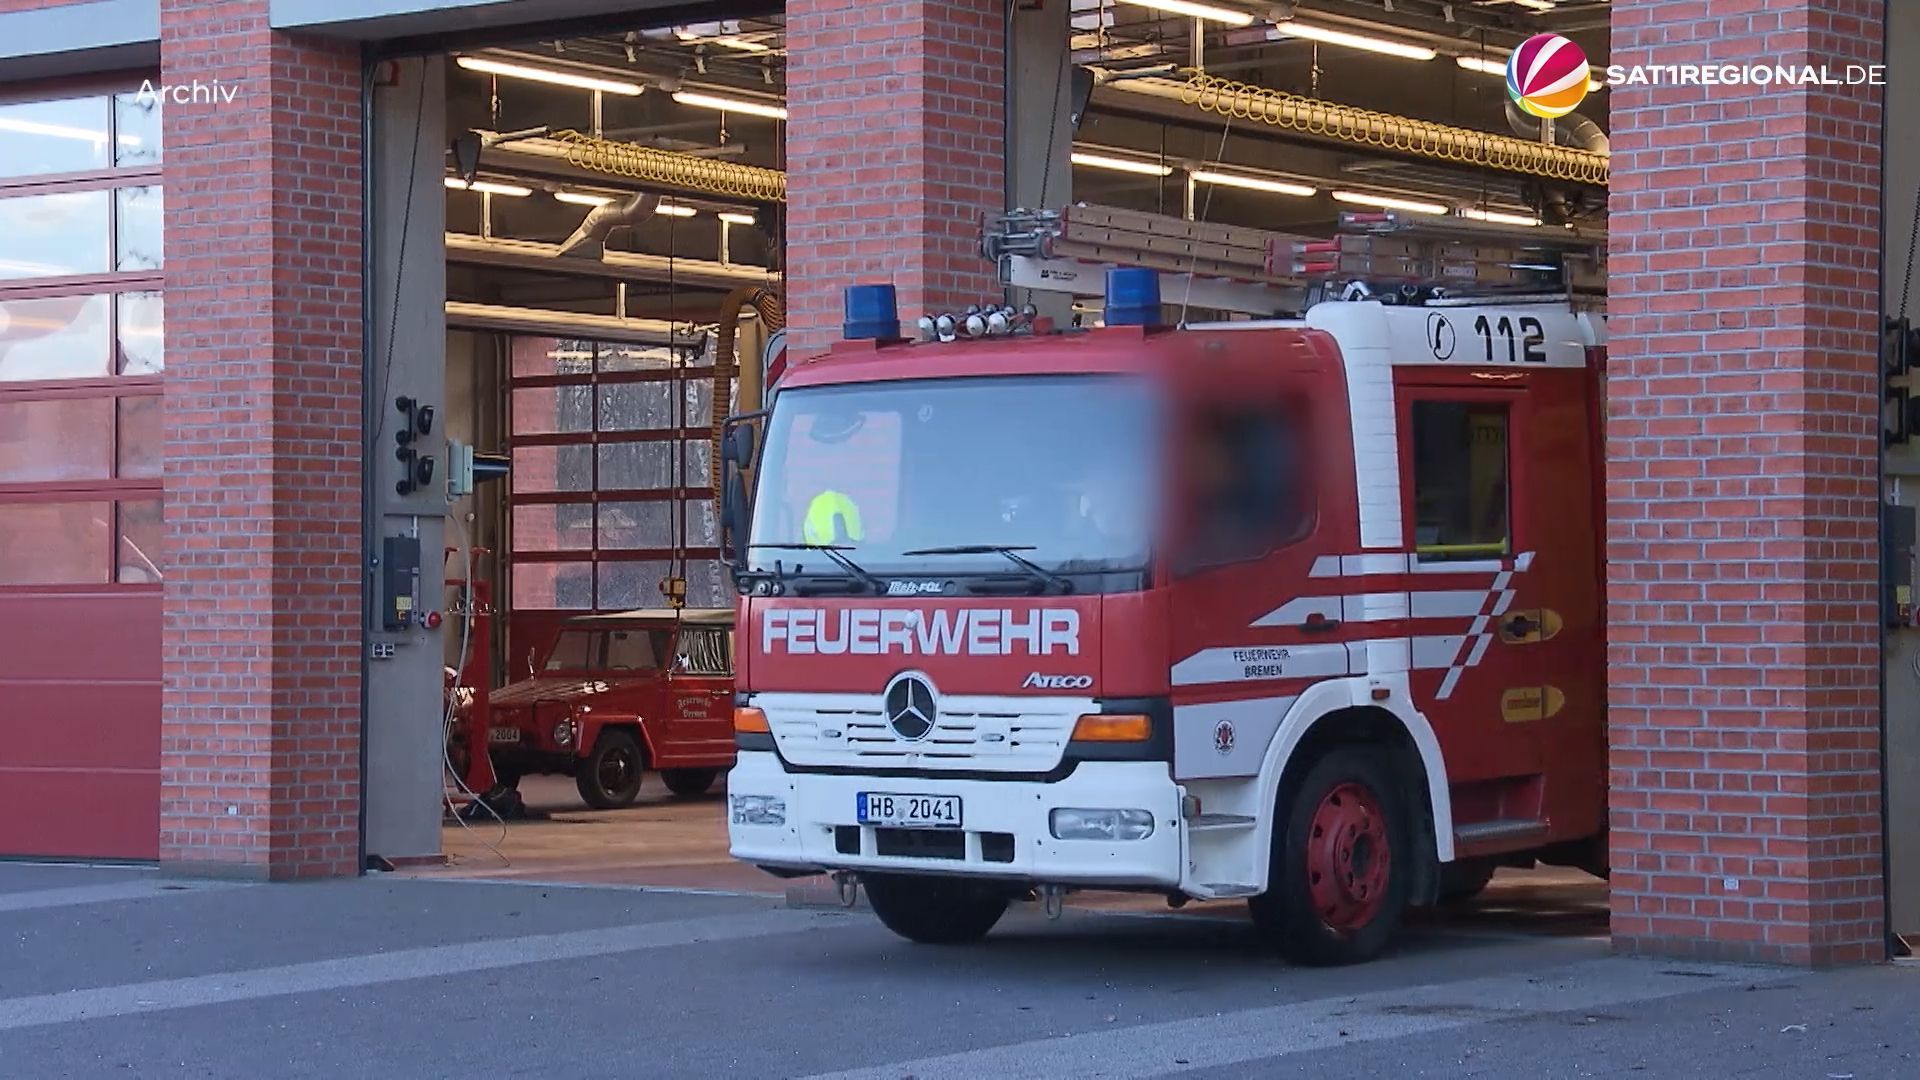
349,12,784,891
350,3,1615,943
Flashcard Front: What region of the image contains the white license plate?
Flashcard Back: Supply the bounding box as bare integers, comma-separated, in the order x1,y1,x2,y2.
488,727,521,745
857,792,962,829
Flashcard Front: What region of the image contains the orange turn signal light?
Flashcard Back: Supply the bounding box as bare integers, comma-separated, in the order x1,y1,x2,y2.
734,706,770,734
1071,713,1152,742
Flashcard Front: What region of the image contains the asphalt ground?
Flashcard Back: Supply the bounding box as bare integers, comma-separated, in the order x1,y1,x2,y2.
4,860,1916,1079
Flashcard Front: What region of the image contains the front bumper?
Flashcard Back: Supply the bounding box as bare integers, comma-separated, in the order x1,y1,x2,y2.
726,752,1184,888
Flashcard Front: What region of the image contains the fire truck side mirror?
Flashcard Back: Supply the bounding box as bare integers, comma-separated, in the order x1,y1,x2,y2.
722,424,756,467
722,470,750,565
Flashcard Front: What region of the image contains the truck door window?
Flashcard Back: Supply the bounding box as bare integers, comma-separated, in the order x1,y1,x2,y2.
1179,403,1311,569
605,629,665,671
1410,401,1511,560
676,627,732,675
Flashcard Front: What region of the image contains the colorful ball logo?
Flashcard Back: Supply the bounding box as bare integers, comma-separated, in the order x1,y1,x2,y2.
1506,33,1591,119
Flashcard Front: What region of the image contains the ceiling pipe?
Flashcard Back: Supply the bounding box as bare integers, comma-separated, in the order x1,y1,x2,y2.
557,191,661,259
478,130,787,203
1503,100,1610,155
1096,70,1609,185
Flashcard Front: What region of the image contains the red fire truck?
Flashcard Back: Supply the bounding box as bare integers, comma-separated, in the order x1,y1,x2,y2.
722,210,1608,965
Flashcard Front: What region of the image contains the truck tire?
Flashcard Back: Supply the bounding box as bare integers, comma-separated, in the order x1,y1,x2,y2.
660,768,719,798
863,874,1009,945
1248,745,1413,966
576,730,645,809
1438,860,1497,905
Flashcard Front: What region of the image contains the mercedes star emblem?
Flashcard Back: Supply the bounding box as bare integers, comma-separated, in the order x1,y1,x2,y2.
884,672,937,741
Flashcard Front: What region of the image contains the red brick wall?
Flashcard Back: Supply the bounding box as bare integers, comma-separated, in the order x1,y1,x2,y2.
158,0,364,878
1606,0,1886,964
784,0,1006,355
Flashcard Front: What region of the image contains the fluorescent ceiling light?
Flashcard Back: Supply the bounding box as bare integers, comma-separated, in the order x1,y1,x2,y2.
1332,190,1448,215
1456,54,1605,92
0,116,141,146
1192,169,1316,197
1114,0,1255,26
672,90,787,120
445,177,532,197
719,212,757,226
1461,208,1543,226
1072,151,1173,176
1514,0,1557,11
455,56,644,96
554,191,614,207
655,202,699,217
1274,22,1437,61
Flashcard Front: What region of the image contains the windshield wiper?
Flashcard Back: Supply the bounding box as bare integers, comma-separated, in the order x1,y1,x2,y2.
748,543,885,594
901,544,1074,595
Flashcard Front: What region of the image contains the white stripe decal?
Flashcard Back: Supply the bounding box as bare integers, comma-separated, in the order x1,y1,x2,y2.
1343,553,1408,576
1178,550,1537,693
1465,633,1492,667
1410,634,1465,671
1408,590,1490,619
1345,592,1409,621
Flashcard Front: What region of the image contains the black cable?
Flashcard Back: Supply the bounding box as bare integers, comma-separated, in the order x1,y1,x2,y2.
1035,31,1068,212
1901,179,1920,320
371,60,427,451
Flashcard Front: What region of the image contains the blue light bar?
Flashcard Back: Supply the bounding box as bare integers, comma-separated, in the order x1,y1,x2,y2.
843,284,901,341
1104,267,1161,327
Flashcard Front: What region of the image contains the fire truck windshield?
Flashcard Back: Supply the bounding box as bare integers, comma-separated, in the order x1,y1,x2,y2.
747,374,1157,583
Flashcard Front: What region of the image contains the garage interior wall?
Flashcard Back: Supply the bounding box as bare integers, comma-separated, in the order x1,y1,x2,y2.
365,54,451,865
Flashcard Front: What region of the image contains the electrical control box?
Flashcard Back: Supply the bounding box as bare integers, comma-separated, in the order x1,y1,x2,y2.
382,535,422,632
1887,502,1917,627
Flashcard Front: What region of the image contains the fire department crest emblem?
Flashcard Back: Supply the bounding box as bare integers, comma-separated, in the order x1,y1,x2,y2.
1213,720,1235,755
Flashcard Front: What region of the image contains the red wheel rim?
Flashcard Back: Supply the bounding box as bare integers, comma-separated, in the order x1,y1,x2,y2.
1304,781,1391,933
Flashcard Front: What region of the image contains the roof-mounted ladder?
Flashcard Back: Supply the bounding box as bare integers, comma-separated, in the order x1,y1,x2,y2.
987,204,1606,317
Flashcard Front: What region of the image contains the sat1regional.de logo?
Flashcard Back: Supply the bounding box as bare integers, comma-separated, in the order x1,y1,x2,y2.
1506,33,1591,119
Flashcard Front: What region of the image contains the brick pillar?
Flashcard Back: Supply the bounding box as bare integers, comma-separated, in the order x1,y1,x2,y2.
784,0,1006,355
159,1,364,878
1607,0,1886,963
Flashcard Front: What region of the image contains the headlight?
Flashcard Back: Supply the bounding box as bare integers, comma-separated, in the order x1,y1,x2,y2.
552,718,576,748
1049,808,1154,841
731,794,786,826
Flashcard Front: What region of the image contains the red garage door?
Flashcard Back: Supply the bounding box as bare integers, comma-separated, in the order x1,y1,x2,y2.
0,84,165,861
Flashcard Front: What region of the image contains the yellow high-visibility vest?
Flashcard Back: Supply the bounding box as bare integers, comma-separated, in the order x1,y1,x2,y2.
803,490,863,546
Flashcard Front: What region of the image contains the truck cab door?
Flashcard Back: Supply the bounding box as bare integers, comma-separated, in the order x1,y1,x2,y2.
1401,389,1545,785
666,626,735,762
1400,371,1604,839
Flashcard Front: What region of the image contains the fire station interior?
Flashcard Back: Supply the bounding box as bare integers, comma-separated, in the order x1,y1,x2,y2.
358,0,1897,951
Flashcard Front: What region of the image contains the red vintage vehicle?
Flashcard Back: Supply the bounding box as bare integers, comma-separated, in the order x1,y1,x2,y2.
453,607,737,809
